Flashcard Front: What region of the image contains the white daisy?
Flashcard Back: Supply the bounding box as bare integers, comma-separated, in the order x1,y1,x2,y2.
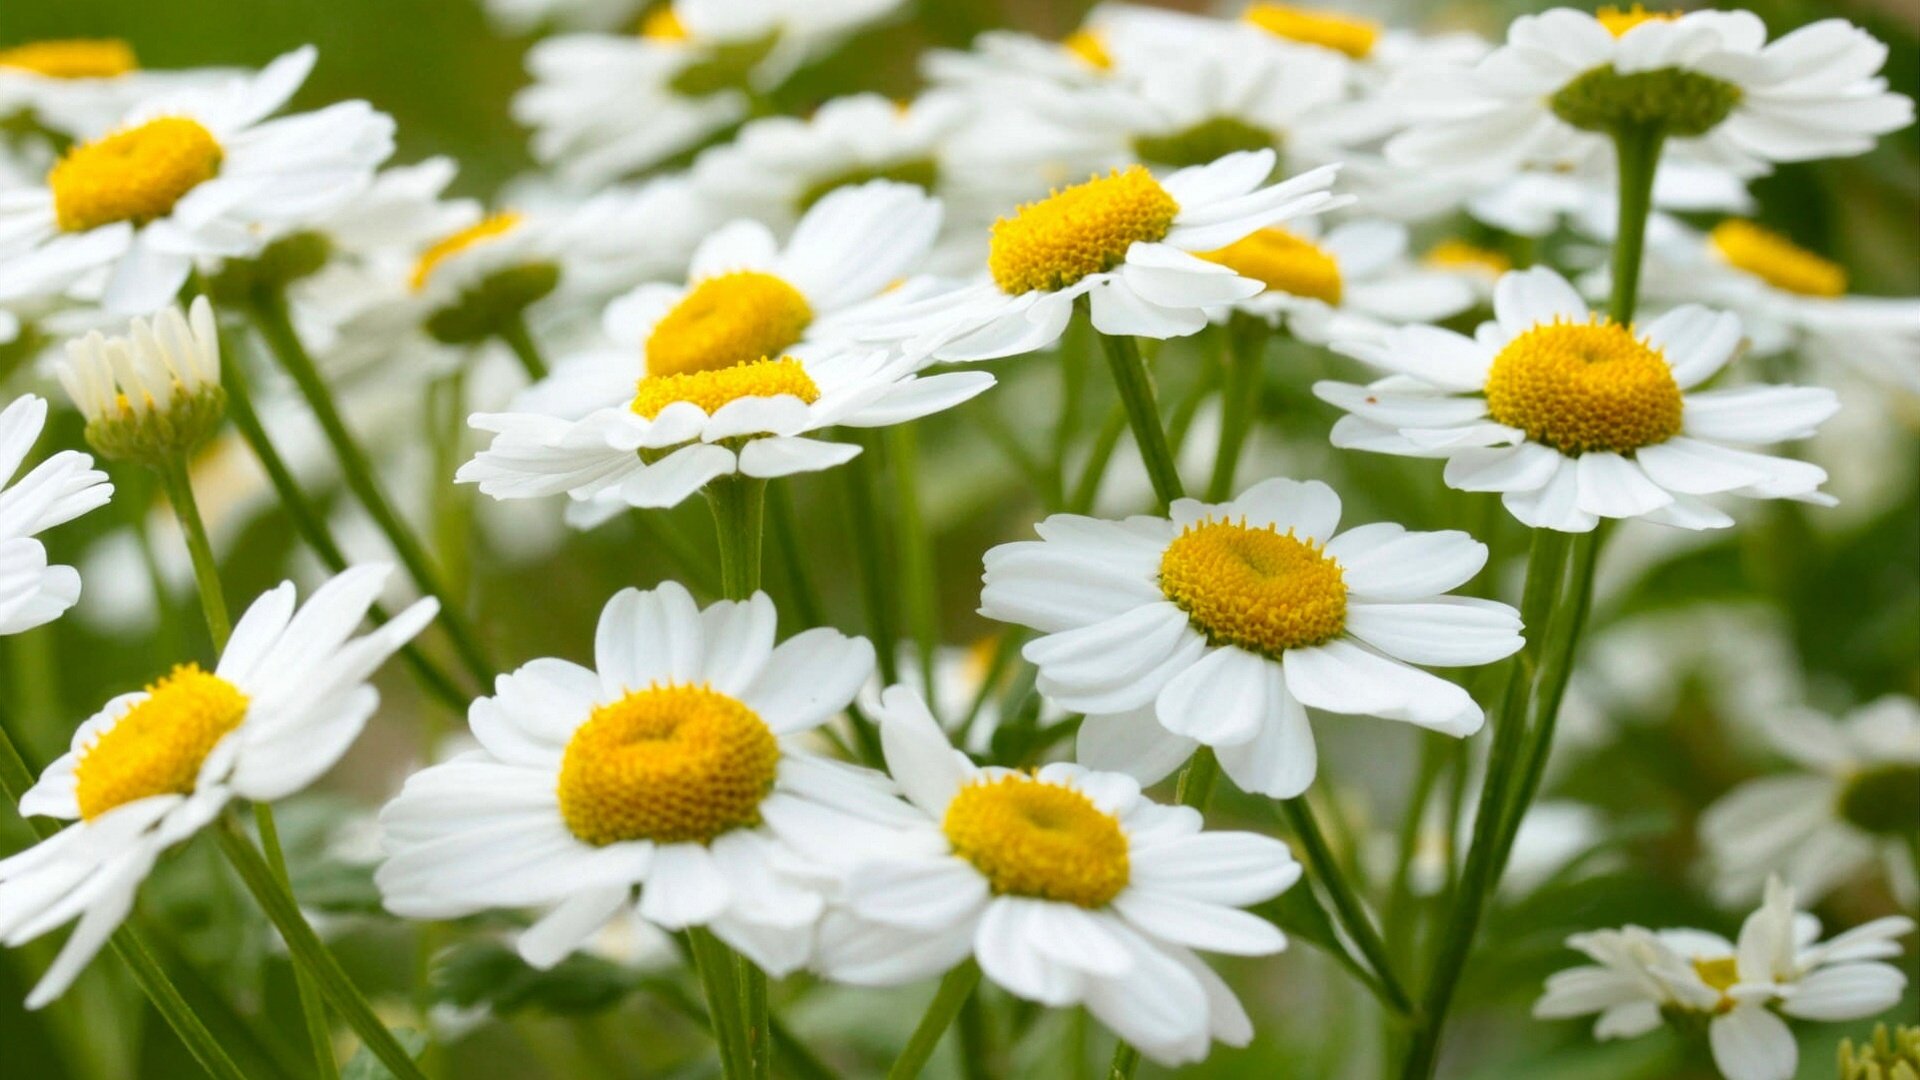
873,149,1348,360
0,394,112,634
1387,8,1914,178
0,47,396,314
1463,159,1754,243
1314,265,1841,533
1701,696,1920,909
0,565,435,1007
816,685,1301,1067
55,296,225,467
979,477,1523,798
1535,876,1915,1080
375,583,908,977
0,39,232,141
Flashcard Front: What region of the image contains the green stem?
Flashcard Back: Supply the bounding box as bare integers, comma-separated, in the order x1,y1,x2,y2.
1607,124,1664,326
495,312,550,381
244,291,495,688
843,437,900,684
1096,331,1184,511
1068,404,1129,514
705,475,766,601
890,424,940,697
1205,314,1268,503
686,927,752,1080
887,961,981,1080
1385,735,1447,962
254,802,339,1080
1107,1043,1140,1080
215,816,426,1080
1278,799,1413,1018
156,459,230,649
1174,745,1219,810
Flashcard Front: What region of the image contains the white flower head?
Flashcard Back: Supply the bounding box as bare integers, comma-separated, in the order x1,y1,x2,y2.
1315,266,1841,533
56,296,224,465
376,583,901,977
0,39,235,140
816,686,1301,1067
980,477,1523,798
0,565,436,1007
0,47,396,314
0,394,112,634
1536,876,1915,1080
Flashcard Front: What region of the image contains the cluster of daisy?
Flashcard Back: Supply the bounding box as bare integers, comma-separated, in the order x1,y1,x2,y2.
0,2,1913,1078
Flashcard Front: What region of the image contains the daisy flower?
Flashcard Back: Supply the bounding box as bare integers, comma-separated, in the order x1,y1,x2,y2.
1386,8,1914,178
1701,696,1920,908
1535,876,1915,1080
816,686,1301,1067
0,565,435,1007
979,477,1523,798
56,296,225,468
0,394,112,634
0,39,231,141
879,149,1348,360
375,583,906,976
0,47,396,314
1314,266,1841,532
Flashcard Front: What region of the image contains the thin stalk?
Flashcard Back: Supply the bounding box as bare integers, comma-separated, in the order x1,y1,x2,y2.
156,459,230,649
216,816,426,1080
1607,124,1664,326
1277,799,1413,1018
1385,735,1447,961
704,475,766,600
1108,1044,1140,1080
842,438,900,684
255,802,339,1080
495,312,549,381
1173,745,1218,810
887,961,981,1080
1068,404,1129,513
1096,331,1183,511
686,927,751,1080
244,292,494,687
889,424,940,696
1205,314,1268,502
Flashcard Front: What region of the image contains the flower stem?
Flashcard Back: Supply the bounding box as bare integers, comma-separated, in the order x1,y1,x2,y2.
495,312,550,381
216,815,427,1080
890,423,941,696
1278,798,1414,1018
244,290,495,688
887,960,981,1080
686,927,753,1079
254,801,340,1080
156,458,230,650
843,435,900,683
705,475,766,600
1174,744,1219,810
1096,331,1184,511
1608,123,1665,326
1205,313,1268,503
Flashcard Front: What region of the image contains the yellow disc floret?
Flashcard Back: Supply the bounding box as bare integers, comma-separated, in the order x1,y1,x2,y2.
942,774,1130,908
1690,955,1740,1014
411,212,524,293
1200,227,1343,304
640,7,690,41
72,664,249,821
1424,239,1511,278
50,117,224,233
646,271,814,379
1483,319,1683,456
1160,519,1348,656
1596,5,1680,37
630,355,821,419
0,39,137,79
1061,29,1112,71
1709,220,1846,297
1244,4,1380,58
557,683,780,846
988,166,1180,295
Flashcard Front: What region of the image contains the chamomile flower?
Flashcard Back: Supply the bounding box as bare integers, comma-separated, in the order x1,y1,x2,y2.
979,478,1523,798
0,394,112,634
0,47,396,314
1535,876,1915,1080
1315,266,1840,532
879,149,1348,359
1387,8,1914,178
816,686,1301,1067
0,565,435,1007
56,296,225,467
375,583,903,976
1701,696,1920,908
0,39,230,140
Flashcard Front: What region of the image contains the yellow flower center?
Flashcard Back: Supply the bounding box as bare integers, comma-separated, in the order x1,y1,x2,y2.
1691,955,1740,1013
1596,4,1679,37
0,39,137,79
645,271,815,379
411,212,523,293
1483,319,1683,456
1243,4,1380,58
640,7,690,41
630,355,821,419
72,664,249,822
556,683,780,846
1061,29,1112,71
49,117,224,233
942,774,1130,908
1709,220,1846,298
1159,519,1347,657
988,166,1180,295
1424,239,1511,277
1200,227,1343,304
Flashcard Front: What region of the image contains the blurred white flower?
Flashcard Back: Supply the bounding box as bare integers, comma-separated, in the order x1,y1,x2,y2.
0,394,112,634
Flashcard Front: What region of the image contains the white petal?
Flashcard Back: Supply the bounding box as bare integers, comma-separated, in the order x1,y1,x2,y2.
1708,1006,1796,1080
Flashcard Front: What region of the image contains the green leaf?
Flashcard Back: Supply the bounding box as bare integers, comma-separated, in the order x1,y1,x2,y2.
341,1029,427,1080
433,941,637,1017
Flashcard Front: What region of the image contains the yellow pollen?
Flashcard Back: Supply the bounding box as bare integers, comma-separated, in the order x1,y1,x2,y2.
1596,5,1680,37
411,211,523,293
942,774,1130,907
1709,220,1846,298
0,39,137,79
1691,955,1740,1013
1243,4,1380,58
557,683,779,846
49,117,224,233
645,270,814,379
72,664,249,822
988,166,1180,295
1159,519,1347,657
1200,226,1343,304
631,355,820,419
640,7,689,41
1062,29,1113,71
1483,318,1683,456
1424,239,1511,277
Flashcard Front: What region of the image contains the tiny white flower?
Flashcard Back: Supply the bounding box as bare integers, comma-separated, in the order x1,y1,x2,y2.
55,296,224,465
980,477,1523,798
0,394,112,634
816,686,1301,1067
